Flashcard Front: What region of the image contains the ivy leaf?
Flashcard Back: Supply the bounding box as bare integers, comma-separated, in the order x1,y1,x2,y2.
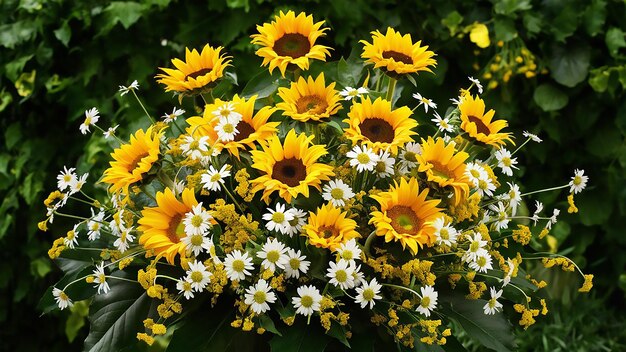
99,2,146,35
583,0,606,37
241,71,280,99
54,20,71,47
606,27,626,58
494,17,517,42
588,67,610,92
549,44,590,87
269,320,330,352
0,20,38,49
533,84,568,111
494,0,532,15
441,11,463,36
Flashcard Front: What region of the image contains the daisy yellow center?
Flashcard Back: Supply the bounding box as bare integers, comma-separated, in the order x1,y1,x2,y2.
98,273,106,283
357,153,371,164
476,256,487,267
509,190,517,199
335,269,348,282
382,50,413,65
273,33,311,58
387,205,422,235
63,174,72,182
271,212,285,223
185,68,213,80
467,115,491,135
478,180,488,190
191,214,204,227
232,259,245,272
342,250,354,260
300,295,314,307
573,176,582,185
253,290,267,304
404,151,417,162
182,281,192,291
420,296,431,308
234,122,254,142
210,173,222,182
289,258,300,270
375,161,387,173
348,90,359,97
362,288,375,301
440,228,449,240
470,169,481,178
59,291,69,300
167,214,186,243
190,271,204,283
90,223,100,231
189,140,199,149
272,158,307,187
318,225,339,239
441,120,450,128
296,95,328,115
84,116,92,126
360,118,394,143
266,250,280,263
330,188,344,200
120,232,127,242
220,109,232,117
470,241,480,252
488,298,497,308
288,217,299,226
191,234,204,246
223,123,235,134
67,231,75,240
502,157,512,167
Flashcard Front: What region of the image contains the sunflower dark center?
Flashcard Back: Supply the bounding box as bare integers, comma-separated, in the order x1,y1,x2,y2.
467,115,491,135
185,68,213,80
166,213,185,243
296,95,328,115
387,205,423,235
233,122,254,142
274,33,311,58
429,160,455,180
360,118,394,143
272,158,307,187
127,152,150,172
318,225,339,239
382,50,413,65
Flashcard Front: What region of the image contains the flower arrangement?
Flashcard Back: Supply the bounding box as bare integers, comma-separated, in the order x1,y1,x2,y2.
40,10,592,352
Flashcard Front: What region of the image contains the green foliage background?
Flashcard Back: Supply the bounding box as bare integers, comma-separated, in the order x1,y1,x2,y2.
1,0,625,350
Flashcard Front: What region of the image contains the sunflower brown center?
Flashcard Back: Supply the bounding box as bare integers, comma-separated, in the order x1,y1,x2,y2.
318,225,339,239
185,68,213,80
382,50,413,65
274,33,311,58
360,118,394,143
296,95,328,115
233,122,254,142
166,213,186,243
127,152,150,172
272,158,307,187
467,115,491,135
387,205,422,235
429,161,455,180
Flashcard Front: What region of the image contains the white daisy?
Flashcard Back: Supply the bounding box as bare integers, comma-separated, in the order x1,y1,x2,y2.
214,115,240,142
468,252,493,273
326,259,355,290
416,285,438,317
374,150,395,178
181,232,212,257
505,183,522,216
292,285,323,316
201,164,231,192
103,125,119,139
494,148,518,176
162,107,185,123
69,173,88,195
352,264,364,287
489,202,510,231
257,238,289,272
284,208,307,237
183,203,213,236
284,248,311,279
57,166,77,191
176,278,195,300
113,227,135,253
52,288,73,310
322,179,355,207
531,201,543,225
181,135,210,160
64,224,79,249
355,278,383,309
483,287,503,315
80,107,100,134
523,131,542,143
262,203,295,235
432,217,458,247
224,250,254,282
212,101,242,122
118,80,139,96
546,208,560,230
569,169,588,194
475,176,496,197
412,92,437,113
244,279,276,314
339,86,368,101
347,145,379,172
462,232,489,263
186,260,212,292
398,142,421,172
335,238,362,263
468,76,483,94
503,258,516,287
92,262,110,294
431,112,454,133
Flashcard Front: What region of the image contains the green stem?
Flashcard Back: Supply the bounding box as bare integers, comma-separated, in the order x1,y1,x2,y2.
520,184,568,197
511,138,531,156
363,230,377,257
381,283,422,298
131,90,156,124
386,77,397,102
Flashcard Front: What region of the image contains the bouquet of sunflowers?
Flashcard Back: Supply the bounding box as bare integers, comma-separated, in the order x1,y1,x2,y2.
40,10,593,352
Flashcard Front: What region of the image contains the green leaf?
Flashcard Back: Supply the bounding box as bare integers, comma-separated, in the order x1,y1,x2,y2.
0,20,38,49
327,321,350,347
606,27,626,58
0,89,12,113
522,13,542,35
588,67,610,92
66,300,89,342
20,172,43,205
5,122,22,150
259,314,282,336
494,0,532,15
583,0,606,37
494,17,517,42
269,320,330,352
441,11,463,36
549,6,580,42
440,292,516,352
241,71,281,99
100,2,146,35
337,57,363,88
30,257,52,278
549,44,590,87
533,84,568,111
54,20,71,47
4,54,34,81
226,0,249,12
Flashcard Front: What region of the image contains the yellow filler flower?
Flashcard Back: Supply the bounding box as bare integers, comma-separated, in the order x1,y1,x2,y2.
251,10,331,77
370,177,442,255
459,95,513,148
360,27,436,77
156,44,231,94
277,73,342,122
343,97,416,154
137,188,198,264
303,203,360,251
250,130,334,203
102,126,162,194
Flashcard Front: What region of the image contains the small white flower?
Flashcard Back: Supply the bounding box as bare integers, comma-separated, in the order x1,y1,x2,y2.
322,179,355,207
431,112,454,133
80,108,100,134
503,258,516,287
244,279,277,314
162,107,185,123
465,162,488,187
547,208,560,230
224,250,254,282
69,173,88,195
355,278,383,309
569,169,588,194
103,125,119,139
432,217,458,247
176,278,195,300
352,263,364,287
489,202,510,231
335,238,362,263
531,201,543,225
284,207,307,237
262,203,295,235
113,227,135,253
201,165,231,192
52,288,73,310
326,259,355,290
416,285,438,317
181,232,213,257
183,203,213,236
469,252,493,273
347,145,379,172
523,131,542,143
118,80,139,96
87,209,105,241
468,76,483,94
494,148,518,176
63,224,79,249
374,150,395,178
475,176,496,197
412,92,437,113
214,115,240,142
284,248,311,279
92,262,110,294
339,86,368,101
212,102,242,123
257,238,289,272
483,287,503,315
181,135,210,160
505,183,522,216
292,285,323,316
450,96,462,106
398,142,421,173
186,260,212,292
57,166,77,191
462,232,489,263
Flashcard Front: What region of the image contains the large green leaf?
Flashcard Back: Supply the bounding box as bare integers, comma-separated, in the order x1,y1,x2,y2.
241,71,282,99
549,44,590,87
533,84,568,112
269,320,330,352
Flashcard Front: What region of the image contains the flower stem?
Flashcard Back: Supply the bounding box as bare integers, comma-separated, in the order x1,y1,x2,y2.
386,77,397,102
131,90,156,124
520,184,568,197
363,230,377,257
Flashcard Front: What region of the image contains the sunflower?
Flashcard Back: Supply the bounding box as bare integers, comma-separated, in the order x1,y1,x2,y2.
251,10,331,77
369,177,442,255
102,126,162,194
459,95,513,148
137,188,198,264
360,27,436,78
343,97,416,154
156,44,231,95
416,137,472,205
250,130,334,203
303,203,360,250
186,95,279,159
276,73,342,122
